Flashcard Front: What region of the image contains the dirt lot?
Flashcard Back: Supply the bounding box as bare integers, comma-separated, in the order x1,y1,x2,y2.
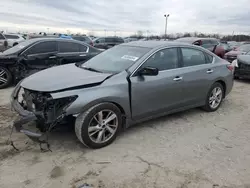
1,80,250,188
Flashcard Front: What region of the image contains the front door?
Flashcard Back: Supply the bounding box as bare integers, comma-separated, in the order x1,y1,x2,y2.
22,41,58,71
130,47,184,119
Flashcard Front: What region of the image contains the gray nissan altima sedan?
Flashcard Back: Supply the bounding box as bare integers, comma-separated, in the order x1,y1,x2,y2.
11,41,234,149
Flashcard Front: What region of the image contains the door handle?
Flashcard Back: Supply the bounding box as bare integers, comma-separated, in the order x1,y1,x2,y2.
206,69,214,74
49,56,57,59
79,54,87,57
173,76,183,81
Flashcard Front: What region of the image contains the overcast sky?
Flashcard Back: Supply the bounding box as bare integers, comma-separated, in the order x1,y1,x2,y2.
1,0,250,36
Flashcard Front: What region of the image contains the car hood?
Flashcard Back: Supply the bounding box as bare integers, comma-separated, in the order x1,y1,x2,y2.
225,50,246,56
237,55,250,65
21,63,112,92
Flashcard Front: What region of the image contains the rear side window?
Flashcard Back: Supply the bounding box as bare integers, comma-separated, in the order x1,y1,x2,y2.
181,48,207,67
205,53,214,63
210,39,219,45
59,41,80,52
4,35,19,39
25,41,57,55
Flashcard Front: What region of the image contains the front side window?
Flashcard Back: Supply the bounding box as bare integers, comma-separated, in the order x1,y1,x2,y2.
25,41,57,55
181,48,207,67
95,38,105,43
59,41,80,52
141,48,179,71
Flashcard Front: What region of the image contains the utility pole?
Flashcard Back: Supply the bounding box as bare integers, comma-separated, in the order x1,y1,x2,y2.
164,14,170,40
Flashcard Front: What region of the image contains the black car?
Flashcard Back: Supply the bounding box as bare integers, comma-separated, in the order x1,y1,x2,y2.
93,37,124,50
234,51,250,79
0,38,101,89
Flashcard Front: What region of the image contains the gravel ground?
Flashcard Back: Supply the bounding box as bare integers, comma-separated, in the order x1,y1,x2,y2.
1,80,250,188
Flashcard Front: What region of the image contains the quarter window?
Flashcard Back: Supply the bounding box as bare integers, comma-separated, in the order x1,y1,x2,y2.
141,48,179,71
25,41,57,55
181,48,207,67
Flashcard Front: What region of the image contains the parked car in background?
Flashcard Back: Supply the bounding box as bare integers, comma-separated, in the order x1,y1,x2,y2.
93,37,124,50
220,43,231,53
233,51,250,79
227,41,240,51
4,33,25,47
72,36,94,46
0,33,8,52
0,38,101,89
124,37,138,43
11,41,234,149
175,37,225,58
224,44,250,63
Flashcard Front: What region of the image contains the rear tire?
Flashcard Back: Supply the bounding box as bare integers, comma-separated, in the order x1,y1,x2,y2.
202,82,224,112
0,66,12,89
75,103,122,149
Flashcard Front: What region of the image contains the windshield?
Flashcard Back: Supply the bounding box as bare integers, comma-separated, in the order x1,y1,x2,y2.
2,40,34,54
81,45,150,73
237,44,250,52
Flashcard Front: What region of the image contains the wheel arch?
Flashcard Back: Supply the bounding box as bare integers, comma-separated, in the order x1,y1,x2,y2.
214,79,226,98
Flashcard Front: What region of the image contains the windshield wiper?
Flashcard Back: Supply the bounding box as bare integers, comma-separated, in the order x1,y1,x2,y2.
82,66,102,73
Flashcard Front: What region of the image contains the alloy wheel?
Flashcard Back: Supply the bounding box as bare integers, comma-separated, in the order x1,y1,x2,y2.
88,110,118,144
209,87,223,109
0,68,8,86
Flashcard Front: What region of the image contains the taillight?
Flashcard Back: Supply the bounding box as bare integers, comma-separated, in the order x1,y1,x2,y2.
227,64,234,72
90,41,94,46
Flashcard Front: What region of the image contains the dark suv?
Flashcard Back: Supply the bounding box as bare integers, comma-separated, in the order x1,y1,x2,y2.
175,37,225,58
93,37,124,50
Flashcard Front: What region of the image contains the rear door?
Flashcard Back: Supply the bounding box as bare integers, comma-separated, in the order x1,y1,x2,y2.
22,41,58,70
130,47,184,119
57,41,90,64
178,47,215,106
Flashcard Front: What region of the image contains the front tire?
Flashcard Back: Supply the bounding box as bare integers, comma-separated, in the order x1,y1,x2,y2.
75,103,122,149
202,82,224,112
0,66,12,89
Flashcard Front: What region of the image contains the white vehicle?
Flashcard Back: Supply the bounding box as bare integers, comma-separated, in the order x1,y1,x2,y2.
4,34,25,47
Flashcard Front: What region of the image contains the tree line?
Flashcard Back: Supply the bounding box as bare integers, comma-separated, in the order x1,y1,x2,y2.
130,31,250,42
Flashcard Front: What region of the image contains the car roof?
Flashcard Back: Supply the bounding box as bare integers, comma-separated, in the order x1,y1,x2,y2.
121,41,194,49
175,37,218,43
24,38,93,47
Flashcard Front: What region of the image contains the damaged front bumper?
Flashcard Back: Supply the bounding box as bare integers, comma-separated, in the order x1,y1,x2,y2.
11,83,44,142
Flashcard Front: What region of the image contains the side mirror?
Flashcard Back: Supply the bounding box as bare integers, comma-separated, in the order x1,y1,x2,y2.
95,40,99,44
137,67,159,76
193,41,200,46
